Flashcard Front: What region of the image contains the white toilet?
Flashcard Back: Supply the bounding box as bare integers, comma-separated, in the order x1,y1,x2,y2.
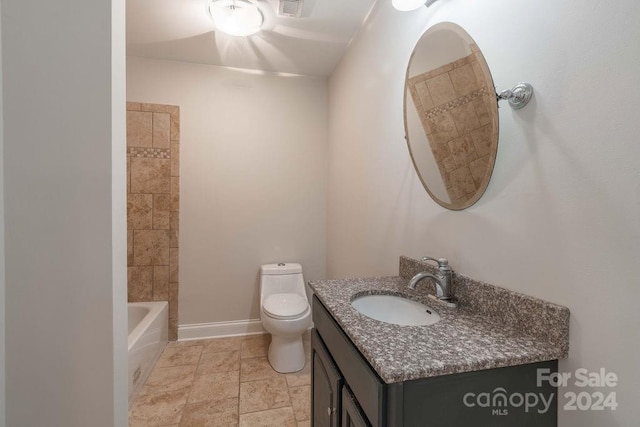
260,263,311,373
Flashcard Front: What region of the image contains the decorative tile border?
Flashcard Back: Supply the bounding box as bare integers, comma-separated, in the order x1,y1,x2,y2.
424,86,491,119
127,147,171,159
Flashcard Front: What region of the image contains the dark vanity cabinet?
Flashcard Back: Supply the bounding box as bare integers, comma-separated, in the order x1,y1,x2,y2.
341,386,370,427
312,330,370,427
311,296,559,427
312,329,343,427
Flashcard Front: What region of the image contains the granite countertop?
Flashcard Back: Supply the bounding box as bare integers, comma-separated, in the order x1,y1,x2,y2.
309,259,570,384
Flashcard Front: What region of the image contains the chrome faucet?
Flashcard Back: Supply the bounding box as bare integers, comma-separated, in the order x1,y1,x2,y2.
408,256,454,301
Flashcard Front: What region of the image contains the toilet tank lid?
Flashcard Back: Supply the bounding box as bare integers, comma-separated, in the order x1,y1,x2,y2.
261,263,302,275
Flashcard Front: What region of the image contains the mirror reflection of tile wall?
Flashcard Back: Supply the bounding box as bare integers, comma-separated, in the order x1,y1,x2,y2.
408,45,496,205
126,102,180,340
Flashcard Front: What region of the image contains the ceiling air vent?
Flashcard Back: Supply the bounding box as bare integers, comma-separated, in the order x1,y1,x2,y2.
278,0,304,18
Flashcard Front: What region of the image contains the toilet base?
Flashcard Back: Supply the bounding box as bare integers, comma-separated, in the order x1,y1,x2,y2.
268,334,306,373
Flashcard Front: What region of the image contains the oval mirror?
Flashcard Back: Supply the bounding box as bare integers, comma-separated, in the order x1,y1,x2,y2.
404,22,498,210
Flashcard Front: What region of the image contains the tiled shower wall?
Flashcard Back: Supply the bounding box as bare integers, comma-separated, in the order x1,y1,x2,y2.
408,46,497,205
126,102,180,340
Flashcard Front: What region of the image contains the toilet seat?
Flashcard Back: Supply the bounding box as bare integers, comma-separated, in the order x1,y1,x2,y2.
263,293,309,320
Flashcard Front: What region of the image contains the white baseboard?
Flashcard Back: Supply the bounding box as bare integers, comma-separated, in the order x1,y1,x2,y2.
178,319,266,341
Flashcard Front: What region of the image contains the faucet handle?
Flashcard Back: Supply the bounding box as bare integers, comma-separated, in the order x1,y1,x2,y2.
420,256,451,270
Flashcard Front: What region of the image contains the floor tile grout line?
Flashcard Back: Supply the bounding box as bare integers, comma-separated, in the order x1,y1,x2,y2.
131,335,310,426
285,378,296,422
288,383,311,423
238,403,295,417
182,344,204,406
239,353,271,361
129,386,192,426
236,384,241,426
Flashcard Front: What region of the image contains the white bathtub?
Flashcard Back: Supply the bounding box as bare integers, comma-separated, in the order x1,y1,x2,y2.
128,301,168,408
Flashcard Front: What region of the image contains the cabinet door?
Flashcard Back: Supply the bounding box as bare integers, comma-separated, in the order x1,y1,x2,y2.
342,386,371,427
312,330,343,427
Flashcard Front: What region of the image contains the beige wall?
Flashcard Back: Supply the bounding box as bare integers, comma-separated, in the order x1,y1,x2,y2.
127,57,327,325
0,2,5,423
126,102,180,340
328,0,640,426
3,0,128,424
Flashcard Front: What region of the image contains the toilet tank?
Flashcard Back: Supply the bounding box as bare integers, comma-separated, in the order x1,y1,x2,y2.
260,263,306,300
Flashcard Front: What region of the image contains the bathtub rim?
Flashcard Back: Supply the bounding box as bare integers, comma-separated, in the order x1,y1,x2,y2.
128,301,168,352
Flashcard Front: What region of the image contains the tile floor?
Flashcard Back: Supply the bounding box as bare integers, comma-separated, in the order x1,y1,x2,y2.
129,333,311,427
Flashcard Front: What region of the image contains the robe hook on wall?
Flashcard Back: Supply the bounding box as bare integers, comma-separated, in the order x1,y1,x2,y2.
497,82,534,110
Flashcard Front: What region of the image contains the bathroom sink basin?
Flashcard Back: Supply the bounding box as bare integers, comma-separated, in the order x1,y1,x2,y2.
351,294,440,326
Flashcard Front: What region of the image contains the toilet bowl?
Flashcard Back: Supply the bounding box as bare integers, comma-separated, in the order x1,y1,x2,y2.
260,263,311,373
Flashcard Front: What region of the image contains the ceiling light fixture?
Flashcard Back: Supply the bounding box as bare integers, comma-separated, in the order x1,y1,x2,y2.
392,0,438,11
208,0,264,37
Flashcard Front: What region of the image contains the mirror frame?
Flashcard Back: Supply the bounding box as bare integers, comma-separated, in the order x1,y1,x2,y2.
403,22,499,210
